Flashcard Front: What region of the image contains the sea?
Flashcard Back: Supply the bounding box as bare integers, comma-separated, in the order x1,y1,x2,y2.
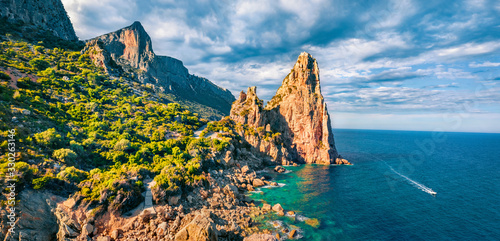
249,129,500,240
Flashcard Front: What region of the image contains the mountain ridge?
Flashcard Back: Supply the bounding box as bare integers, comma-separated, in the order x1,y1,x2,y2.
83,21,235,119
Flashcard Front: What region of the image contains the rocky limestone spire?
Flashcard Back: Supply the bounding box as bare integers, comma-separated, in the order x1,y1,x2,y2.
230,52,350,165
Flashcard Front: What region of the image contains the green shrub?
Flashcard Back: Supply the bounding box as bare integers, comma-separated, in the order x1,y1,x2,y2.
34,45,44,54
0,71,10,80
34,128,61,147
53,148,77,164
114,139,131,152
32,176,56,190
29,58,50,70
57,166,88,183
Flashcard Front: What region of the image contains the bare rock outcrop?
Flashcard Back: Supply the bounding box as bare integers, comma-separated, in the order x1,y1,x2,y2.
0,190,64,241
230,52,350,165
0,0,78,40
83,22,235,119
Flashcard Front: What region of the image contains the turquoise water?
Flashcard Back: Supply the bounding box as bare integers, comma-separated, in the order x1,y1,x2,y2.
250,129,500,240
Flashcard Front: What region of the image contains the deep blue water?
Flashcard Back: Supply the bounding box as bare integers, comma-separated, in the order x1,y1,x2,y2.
250,129,500,240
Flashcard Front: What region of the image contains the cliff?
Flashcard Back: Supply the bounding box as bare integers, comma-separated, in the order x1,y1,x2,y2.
0,0,78,41
230,52,350,165
83,21,235,118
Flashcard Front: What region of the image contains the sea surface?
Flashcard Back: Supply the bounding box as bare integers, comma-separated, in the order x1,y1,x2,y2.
250,129,500,240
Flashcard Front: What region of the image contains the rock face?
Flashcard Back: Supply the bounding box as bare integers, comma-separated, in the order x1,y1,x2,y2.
0,190,64,241
0,0,78,41
230,52,349,165
83,22,235,118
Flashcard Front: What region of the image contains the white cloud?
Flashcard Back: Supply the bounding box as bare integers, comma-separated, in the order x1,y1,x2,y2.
469,61,500,67
363,0,418,29
62,0,137,39
433,42,500,59
434,66,477,79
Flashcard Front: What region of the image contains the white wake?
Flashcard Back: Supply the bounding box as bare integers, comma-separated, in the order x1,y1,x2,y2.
387,164,437,196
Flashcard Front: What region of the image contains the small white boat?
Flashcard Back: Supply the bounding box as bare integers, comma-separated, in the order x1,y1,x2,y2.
430,191,437,196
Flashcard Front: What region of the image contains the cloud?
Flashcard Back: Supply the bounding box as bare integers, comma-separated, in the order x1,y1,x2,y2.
424,83,459,89
61,0,500,132
469,61,500,67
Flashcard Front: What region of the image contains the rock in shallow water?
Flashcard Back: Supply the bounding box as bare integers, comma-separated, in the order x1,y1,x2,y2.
272,204,284,213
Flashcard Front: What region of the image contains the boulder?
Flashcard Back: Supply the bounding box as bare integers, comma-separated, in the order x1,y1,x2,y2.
243,234,278,241
241,165,250,173
262,204,272,211
252,179,265,187
168,195,181,206
274,166,286,173
110,229,122,240
174,213,218,241
272,204,284,213
335,157,352,165
157,222,169,236
224,184,239,196
96,236,111,241
82,223,93,236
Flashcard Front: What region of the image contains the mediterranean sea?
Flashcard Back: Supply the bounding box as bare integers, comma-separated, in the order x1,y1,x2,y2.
250,129,500,240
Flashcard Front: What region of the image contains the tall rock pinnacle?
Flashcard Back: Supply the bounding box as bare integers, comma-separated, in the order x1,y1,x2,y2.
230,52,350,165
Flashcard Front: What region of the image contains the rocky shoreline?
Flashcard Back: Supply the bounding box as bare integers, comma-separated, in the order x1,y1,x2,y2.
88,160,303,241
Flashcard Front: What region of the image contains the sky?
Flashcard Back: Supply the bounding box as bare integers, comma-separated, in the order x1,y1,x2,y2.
61,0,500,133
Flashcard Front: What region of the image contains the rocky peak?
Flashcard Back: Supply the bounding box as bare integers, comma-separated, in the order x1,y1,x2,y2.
89,21,155,71
84,22,235,119
0,0,78,41
230,53,350,165
231,86,264,127
267,52,321,110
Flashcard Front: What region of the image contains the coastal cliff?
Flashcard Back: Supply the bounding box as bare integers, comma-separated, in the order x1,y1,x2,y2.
83,22,235,119
230,52,350,165
0,0,78,41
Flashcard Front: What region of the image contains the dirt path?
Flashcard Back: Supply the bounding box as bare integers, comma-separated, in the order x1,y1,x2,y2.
193,125,207,138
143,179,156,214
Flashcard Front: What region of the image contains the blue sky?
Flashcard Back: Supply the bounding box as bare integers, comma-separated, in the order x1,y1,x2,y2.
61,0,500,133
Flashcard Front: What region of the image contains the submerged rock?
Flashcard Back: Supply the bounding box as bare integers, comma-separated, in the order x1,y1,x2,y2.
274,166,286,173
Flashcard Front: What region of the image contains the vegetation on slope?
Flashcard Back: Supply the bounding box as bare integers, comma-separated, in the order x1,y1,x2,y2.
0,20,231,213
